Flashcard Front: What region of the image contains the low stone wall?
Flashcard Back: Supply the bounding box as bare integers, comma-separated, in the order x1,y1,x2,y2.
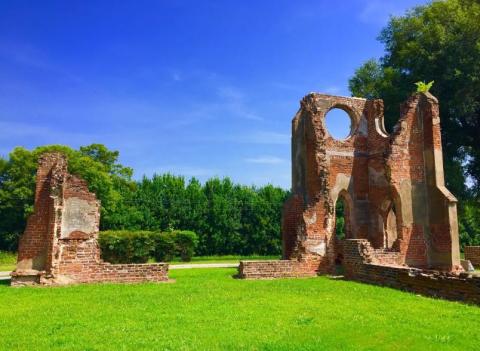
344,239,480,305
238,260,318,279
465,246,480,268
11,263,169,286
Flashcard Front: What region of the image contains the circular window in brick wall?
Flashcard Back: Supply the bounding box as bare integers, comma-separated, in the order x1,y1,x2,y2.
325,108,353,140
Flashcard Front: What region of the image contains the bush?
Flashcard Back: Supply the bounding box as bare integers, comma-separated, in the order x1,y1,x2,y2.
99,230,199,263
99,230,154,264
174,230,198,262
151,232,176,262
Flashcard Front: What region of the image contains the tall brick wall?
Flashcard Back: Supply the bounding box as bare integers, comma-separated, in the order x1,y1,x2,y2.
465,247,480,268
12,153,169,286
239,91,462,283
16,153,62,272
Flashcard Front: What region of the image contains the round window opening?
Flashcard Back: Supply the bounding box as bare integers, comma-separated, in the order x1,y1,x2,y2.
325,108,353,140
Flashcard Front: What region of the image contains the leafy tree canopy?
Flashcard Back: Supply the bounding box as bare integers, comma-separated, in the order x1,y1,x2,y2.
349,0,480,199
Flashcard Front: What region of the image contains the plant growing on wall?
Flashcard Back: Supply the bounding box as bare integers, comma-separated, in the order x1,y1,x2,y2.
414,80,434,93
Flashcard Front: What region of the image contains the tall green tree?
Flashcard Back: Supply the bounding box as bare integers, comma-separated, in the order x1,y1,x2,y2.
349,0,480,247
349,0,480,199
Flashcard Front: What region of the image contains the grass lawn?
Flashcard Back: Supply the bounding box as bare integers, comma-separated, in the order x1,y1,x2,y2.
0,268,479,350
169,255,280,264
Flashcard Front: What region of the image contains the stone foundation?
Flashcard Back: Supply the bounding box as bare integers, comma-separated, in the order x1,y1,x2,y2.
11,153,169,286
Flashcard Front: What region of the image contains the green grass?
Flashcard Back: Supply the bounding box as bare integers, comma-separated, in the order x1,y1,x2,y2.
0,251,16,272
0,268,479,350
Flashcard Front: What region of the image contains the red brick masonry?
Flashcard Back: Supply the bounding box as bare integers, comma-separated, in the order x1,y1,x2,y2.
238,92,475,304
465,246,480,268
11,153,169,286
238,260,318,279
344,239,480,305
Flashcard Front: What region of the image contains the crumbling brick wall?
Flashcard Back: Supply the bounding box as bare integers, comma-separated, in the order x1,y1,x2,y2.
12,153,168,286
239,92,462,279
344,239,480,305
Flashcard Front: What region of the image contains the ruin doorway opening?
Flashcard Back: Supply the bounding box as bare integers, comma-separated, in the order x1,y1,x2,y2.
334,193,350,274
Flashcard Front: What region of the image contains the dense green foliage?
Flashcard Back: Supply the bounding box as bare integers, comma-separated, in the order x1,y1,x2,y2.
0,145,288,256
1,268,479,350
99,230,199,263
349,0,480,247
130,174,288,256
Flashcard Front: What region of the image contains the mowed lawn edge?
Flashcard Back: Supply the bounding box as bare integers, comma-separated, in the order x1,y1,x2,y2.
0,268,479,350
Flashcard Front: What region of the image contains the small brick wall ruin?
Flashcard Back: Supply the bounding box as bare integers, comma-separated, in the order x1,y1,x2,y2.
11,153,168,286
465,246,480,268
239,92,474,303
344,239,480,304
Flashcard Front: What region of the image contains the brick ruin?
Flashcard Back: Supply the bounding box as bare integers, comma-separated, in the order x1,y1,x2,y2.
11,152,169,286
239,92,480,304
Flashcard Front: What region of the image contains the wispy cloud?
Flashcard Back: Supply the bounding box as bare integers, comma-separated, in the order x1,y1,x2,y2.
243,131,290,144
0,41,83,83
358,0,411,25
0,121,99,145
202,131,290,145
244,156,286,165
216,85,264,121
172,72,182,81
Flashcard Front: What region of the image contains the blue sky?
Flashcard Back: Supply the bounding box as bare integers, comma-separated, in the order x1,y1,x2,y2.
0,0,429,189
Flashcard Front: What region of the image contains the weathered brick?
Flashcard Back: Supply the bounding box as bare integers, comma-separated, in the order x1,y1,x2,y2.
12,153,169,286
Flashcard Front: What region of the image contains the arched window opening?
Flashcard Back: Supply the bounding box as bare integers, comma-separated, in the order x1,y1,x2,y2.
335,197,346,240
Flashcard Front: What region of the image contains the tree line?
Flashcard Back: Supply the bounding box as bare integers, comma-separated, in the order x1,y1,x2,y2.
0,144,288,255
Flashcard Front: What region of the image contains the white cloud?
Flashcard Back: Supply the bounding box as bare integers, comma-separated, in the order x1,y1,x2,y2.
244,156,286,165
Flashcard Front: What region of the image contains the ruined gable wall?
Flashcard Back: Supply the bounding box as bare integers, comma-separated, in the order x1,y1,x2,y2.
386,93,460,270
241,91,462,280
12,152,169,286
16,153,64,272
284,94,377,273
